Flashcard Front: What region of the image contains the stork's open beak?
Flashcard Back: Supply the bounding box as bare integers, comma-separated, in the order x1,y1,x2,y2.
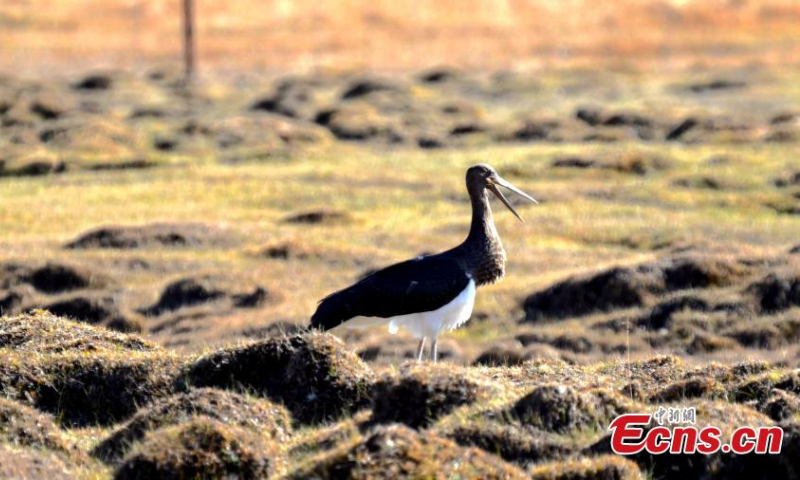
488,176,538,222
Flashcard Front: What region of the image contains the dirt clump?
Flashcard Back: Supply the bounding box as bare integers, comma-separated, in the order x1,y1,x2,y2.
371,363,502,428
663,257,744,290
139,275,271,316
340,77,403,100
648,377,725,402
284,209,351,224
524,256,745,323
73,73,113,90
315,103,403,142
747,273,799,313
732,370,800,403
522,266,660,322
25,262,109,294
240,320,307,339
473,345,527,366
510,386,637,434
666,117,699,140
29,99,64,120
66,222,234,250
250,79,319,120
0,157,66,177
441,420,576,465
552,156,596,168
288,423,527,479
687,79,746,93
114,417,278,480
639,295,709,330
758,389,800,422
0,289,25,314
726,312,800,349
418,68,462,83
42,295,140,332
774,171,800,188
93,388,292,463
183,332,374,424
0,349,178,427
0,316,177,426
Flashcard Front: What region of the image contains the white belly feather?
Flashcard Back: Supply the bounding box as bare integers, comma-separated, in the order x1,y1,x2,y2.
333,279,476,339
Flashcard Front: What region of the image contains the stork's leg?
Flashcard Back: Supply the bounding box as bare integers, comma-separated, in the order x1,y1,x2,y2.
415,337,427,362
430,338,438,363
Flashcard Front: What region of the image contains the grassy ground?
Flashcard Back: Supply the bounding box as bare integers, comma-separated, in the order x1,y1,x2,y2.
1,312,798,478
0,66,798,365
0,29,798,474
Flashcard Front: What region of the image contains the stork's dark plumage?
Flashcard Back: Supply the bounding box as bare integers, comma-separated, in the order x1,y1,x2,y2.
311,164,537,362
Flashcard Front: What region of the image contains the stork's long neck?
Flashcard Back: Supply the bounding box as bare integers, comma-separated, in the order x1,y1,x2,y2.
461,187,506,285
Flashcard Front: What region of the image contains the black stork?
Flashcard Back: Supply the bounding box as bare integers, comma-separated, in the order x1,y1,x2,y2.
310,164,537,362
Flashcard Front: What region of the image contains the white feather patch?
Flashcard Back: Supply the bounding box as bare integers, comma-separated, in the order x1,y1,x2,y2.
334,280,476,339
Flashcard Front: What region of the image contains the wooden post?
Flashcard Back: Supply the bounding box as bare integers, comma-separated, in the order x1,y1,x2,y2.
182,0,195,82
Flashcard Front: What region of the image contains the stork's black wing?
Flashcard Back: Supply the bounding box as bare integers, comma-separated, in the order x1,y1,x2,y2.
310,255,470,331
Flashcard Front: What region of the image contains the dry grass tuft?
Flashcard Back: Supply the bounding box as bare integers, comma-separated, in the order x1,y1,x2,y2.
92,388,292,464
370,362,504,429
114,417,279,480
0,311,158,353
441,420,577,466
183,332,374,424
288,423,528,479
0,314,178,426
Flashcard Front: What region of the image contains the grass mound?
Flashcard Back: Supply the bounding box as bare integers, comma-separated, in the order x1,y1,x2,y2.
370,363,503,428
284,209,351,225
65,222,234,250
473,345,527,366
522,266,659,322
732,370,800,403
662,257,745,290
523,256,746,323
747,273,800,313
42,295,141,333
442,420,576,465
139,275,271,316
0,443,78,480
289,423,528,479
510,386,638,434
114,417,278,480
27,262,108,294
0,319,177,426
529,455,642,480
0,312,157,353
648,377,726,402
183,332,374,424
0,398,77,457
1,261,110,294
287,410,371,463
0,350,177,427
93,388,292,463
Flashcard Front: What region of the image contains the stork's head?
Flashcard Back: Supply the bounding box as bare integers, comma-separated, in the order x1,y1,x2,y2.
466,164,538,221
